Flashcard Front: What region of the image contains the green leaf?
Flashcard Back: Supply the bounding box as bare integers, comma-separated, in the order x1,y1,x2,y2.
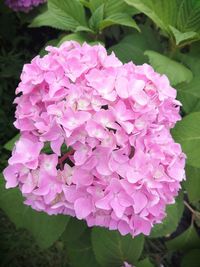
75,25,95,33
89,0,138,16
58,33,91,46
104,0,138,17
181,249,200,267
31,0,87,32
137,258,154,267
109,25,162,65
166,225,200,251
176,80,200,114
67,230,100,267
61,217,87,244
89,0,104,12
144,50,193,85
91,227,144,267
172,112,200,168
100,13,140,31
4,133,19,151
40,142,51,154
49,0,87,27
88,0,139,32
0,178,69,249
169,25,199,46
175,51,200,113
184,165,200,204
30,9,67,31
124,0,200,45
124,0,177,33
58,33,104,46
80,0,90,8
89,4,104,32
150,193,184,238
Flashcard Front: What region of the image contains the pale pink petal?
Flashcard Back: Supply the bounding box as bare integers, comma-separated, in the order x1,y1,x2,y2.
74,197,92,219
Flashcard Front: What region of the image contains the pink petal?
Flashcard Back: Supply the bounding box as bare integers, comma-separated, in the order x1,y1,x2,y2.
3,165,19,188
74,197,92,219
133,192,148,213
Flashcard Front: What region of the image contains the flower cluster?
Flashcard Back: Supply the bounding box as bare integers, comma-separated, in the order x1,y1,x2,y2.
5,0,45,12
3,41,185,237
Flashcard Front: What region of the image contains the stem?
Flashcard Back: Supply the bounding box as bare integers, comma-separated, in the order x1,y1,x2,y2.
169,41,177,58
184,201,200,225
58,150,74,170
184,200,195,214
191,213,195,225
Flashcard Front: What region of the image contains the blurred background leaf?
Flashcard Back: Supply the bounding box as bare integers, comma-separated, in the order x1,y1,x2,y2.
166,224,200,251
172,112,200,168
92,227,144,266
181,249,200,267
150,193,184,238
0,178,69,249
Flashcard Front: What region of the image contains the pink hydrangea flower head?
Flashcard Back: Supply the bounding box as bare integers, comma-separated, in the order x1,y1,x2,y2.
3,41,186,237
5,0,46,12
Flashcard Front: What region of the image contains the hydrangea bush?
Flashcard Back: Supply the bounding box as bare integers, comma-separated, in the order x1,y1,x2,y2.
5,0,46,12
3,41,185,237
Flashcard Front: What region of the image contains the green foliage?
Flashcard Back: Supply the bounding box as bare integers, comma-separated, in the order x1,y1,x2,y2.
144,50,193,85
150,193,184,238
166,224,200,251
58,33,104,46
0,178,69,249
66,230,100,267
31,0,139,38
100,12,139,31
4,133,20,151
124,0,200,46
181,249,200,267
89,0,138,16
169,26,199,46
89,4,104,33
137,258,154,267
31,0,87,31
92,227,144,266
176,48,200,113
184,165,200,204
109,25,162,64
0,209,69,267
95,0,140,31
172,112,200,168
61,217,87,244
